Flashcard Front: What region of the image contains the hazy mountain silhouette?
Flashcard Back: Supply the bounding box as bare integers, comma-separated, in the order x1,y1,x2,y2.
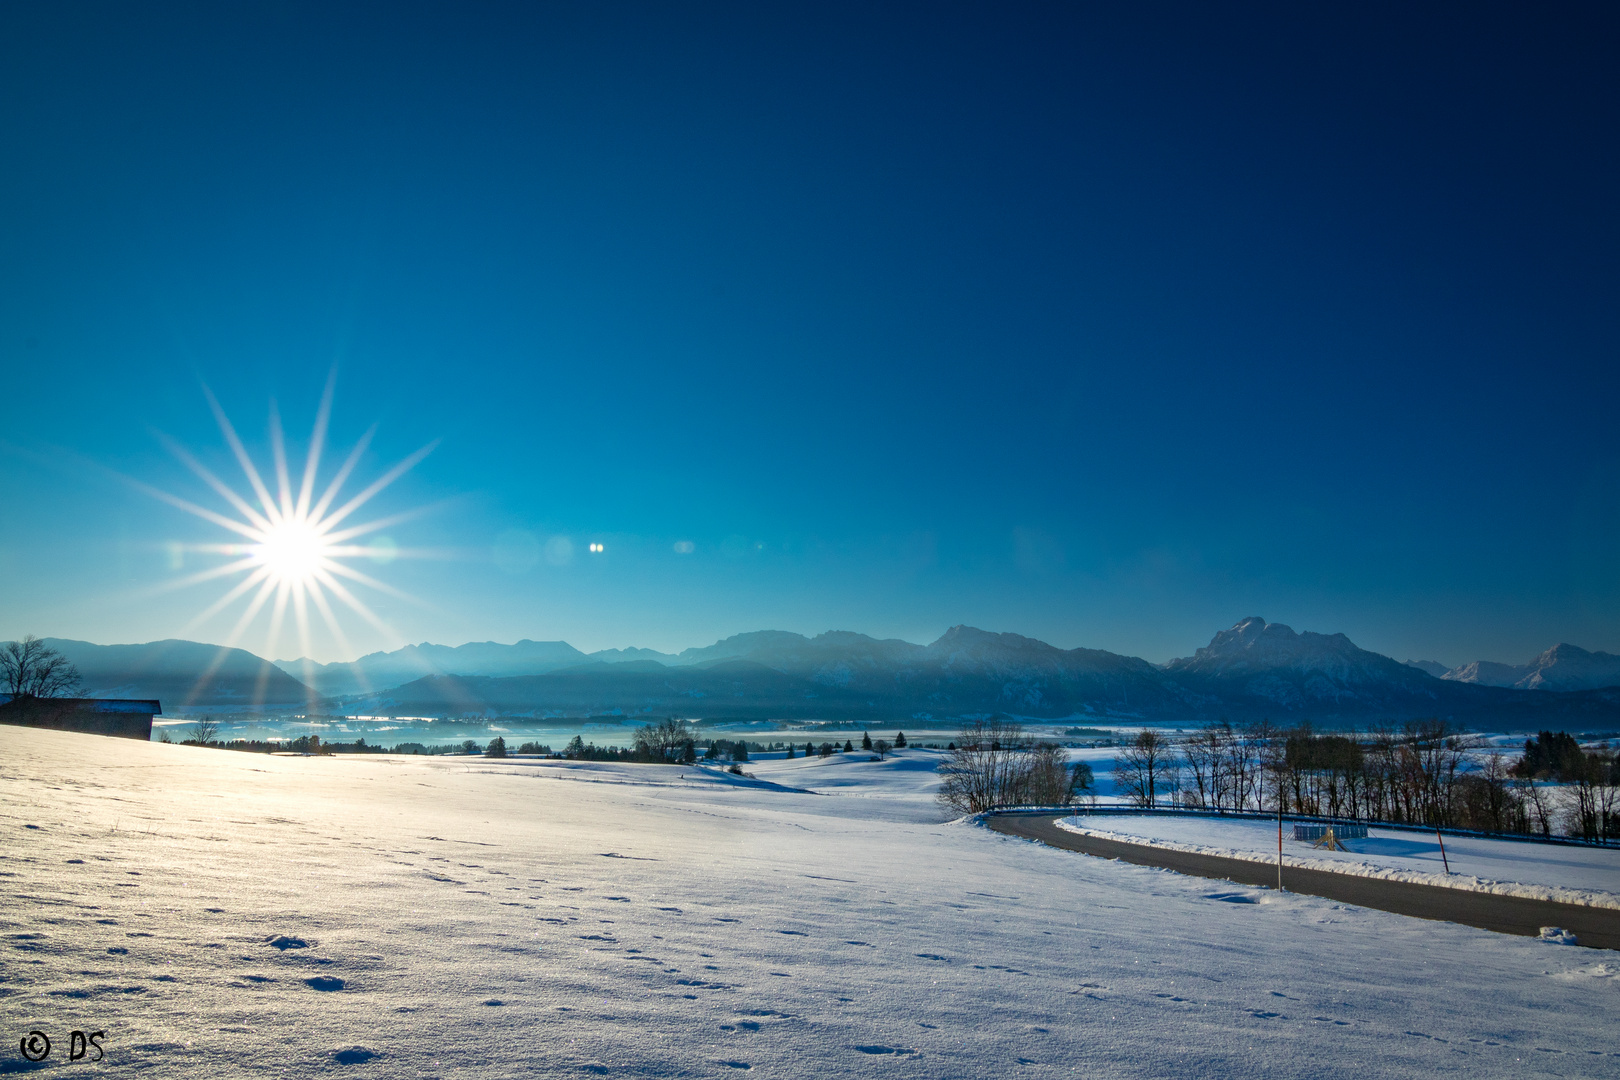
337,618,1620,729
33,618,1620,727
39,638,311,706
275,639,592,696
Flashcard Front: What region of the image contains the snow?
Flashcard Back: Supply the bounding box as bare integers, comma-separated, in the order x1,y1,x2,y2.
1055,813,1620,910
2,729,1615,1078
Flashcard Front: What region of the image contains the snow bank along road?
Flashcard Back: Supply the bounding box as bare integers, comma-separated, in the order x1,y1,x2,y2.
1054,810,1620,908
2,730,1615,1078
988,813,1620,951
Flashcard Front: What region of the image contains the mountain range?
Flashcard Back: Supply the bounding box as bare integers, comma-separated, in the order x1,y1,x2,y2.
14,619,1620,728
1406,644,1620,692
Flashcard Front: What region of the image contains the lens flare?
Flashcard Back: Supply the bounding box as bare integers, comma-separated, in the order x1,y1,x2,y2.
138,374,438,701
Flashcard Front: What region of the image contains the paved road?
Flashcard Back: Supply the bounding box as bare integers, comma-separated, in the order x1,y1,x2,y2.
988,812,1620,951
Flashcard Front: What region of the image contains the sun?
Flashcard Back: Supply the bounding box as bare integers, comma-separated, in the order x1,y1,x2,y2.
137,374,438,685
253,519,332,587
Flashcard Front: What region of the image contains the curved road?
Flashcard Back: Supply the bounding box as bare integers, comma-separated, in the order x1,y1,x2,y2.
988,812,1620,951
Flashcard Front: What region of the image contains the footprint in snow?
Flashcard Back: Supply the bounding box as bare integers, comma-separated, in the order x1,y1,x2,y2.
854,1046,917,1055
267,935,310,950
305,976,345,991
332,1047,377,1064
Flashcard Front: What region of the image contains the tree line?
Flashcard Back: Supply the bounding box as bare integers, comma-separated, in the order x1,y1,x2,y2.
1111,721,1618,842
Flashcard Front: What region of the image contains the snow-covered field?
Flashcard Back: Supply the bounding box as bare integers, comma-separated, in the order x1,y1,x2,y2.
2,729,1615,1078
1056,813,1620,911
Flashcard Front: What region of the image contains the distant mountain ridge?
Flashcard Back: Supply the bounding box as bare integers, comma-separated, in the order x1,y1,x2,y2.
276,639,596,697
19,619,1620,727
1438,643,1620,692
338,618,1619,729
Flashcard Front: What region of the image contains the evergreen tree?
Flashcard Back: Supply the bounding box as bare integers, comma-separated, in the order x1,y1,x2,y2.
485,737,507,758
843,740,853,753
805,741,815,756
894,731,907,748
785,744,795,759
862,731,872,750
733,741,749,763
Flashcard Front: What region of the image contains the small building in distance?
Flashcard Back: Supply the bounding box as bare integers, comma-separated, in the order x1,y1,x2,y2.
0,694,161,741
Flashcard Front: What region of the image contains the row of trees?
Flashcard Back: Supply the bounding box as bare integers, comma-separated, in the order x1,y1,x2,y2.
1111,722,1619,842
936,717,1096,813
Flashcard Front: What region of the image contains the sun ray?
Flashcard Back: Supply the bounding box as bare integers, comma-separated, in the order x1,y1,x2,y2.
146,384,439,671
204,385,282,526
269,400,295,520
319,439,439,532
179,566,274,637
135,554,261,598
181,574,280,707
312,567,400,640
129,477,265,541
152,430,274,532
308,424,376,523
304,579,357,671
321,559,418,602
320,499,456,544
295,372,336,521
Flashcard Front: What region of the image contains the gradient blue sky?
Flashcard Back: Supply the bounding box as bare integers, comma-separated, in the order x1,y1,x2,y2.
1,2,1616,666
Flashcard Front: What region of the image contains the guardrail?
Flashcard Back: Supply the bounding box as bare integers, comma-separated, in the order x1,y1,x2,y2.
987,804,1620,849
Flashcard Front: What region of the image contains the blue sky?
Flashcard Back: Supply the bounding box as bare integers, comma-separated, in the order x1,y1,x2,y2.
1,2,1616,666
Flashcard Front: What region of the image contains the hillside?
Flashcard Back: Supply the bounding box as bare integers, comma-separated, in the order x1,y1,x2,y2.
43,637,312,707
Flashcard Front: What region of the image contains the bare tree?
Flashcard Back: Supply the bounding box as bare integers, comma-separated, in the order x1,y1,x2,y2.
1114,730,1174,808
1,635,82,699
1023,742,1073,806
1180,726,1219,809
190,716,220,744
937,717,1033,813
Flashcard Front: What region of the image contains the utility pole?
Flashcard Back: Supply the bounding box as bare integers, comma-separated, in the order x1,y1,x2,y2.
1276,798,1284,892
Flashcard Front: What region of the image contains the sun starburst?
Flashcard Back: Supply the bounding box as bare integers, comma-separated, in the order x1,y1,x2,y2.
139,375,438,700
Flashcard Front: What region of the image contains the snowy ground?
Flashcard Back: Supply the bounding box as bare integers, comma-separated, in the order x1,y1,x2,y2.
2,729,1616,1078
1056,813,1620,911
